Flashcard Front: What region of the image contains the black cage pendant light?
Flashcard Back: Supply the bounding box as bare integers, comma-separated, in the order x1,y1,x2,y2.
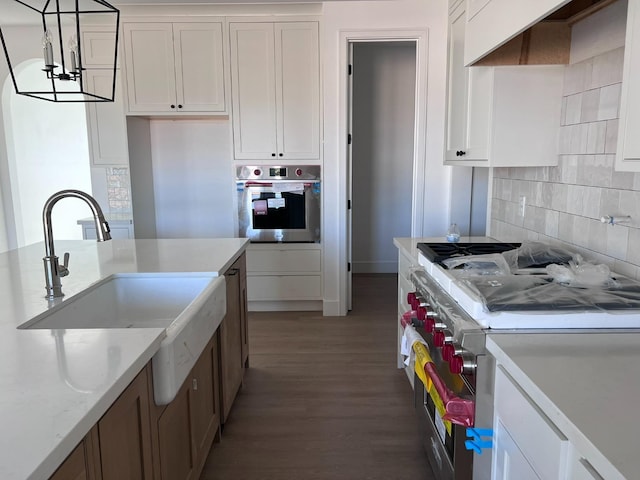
0,0,120,102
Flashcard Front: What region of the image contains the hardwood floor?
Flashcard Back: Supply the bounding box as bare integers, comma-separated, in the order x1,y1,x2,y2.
200,273,434,480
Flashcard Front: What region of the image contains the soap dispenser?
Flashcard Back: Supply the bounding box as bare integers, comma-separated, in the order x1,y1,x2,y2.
446,223,460,243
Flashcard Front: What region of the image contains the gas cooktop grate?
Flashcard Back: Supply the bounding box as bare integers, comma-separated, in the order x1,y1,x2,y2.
417,242,521,266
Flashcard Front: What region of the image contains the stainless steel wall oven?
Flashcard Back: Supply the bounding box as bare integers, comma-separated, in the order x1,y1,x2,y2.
236,165,320,243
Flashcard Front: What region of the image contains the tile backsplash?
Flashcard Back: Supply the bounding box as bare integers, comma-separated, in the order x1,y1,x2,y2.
106,167,132,213
490,46,640,279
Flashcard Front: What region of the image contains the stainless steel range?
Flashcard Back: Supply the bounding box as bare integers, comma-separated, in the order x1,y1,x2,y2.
402,241,640,480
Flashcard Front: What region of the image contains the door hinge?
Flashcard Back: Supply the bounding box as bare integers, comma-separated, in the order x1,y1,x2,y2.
348,64,352,75
348,133,352,145
348,199,351,210
348,262,351,272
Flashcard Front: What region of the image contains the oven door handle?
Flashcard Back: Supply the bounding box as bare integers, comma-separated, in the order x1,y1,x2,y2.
424,362,475,427
412,341,475,427
244,181,315,188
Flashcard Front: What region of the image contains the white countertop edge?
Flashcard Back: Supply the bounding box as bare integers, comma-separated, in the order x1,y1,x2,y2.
486,335,626,480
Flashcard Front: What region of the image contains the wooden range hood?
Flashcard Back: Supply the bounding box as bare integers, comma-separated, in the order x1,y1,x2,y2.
474,0,619,66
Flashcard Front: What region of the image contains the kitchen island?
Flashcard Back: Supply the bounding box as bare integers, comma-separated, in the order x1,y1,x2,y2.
0,238,248,480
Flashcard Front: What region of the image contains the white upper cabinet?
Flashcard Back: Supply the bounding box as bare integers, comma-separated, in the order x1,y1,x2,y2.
616,0,640,171
122,22,227,115
85,70,128,165
81,28,128,166
445,2,564,167
230,22,320,161
464,0,571,65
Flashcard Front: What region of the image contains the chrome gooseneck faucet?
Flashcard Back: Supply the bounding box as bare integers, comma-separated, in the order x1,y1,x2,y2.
43,189,112,299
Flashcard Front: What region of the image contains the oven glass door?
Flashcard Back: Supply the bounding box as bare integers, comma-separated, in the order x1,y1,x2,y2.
238,181,321,243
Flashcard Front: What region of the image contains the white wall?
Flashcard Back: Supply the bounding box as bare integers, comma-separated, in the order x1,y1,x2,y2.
352,42,415,273
0,26,92,249
150,119,235,238
321,0,450,314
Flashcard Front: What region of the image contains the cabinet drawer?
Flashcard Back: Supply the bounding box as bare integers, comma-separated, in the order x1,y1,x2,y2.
247,249,321,273
247,275,321,300
495,366,569,479
398,250,415,282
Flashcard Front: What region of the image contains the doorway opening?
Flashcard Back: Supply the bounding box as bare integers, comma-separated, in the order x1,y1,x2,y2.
1,59,92,250
347,40,417,310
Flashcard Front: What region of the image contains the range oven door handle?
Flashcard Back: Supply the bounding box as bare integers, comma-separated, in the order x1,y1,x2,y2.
411,340,475,427
424,362,475,427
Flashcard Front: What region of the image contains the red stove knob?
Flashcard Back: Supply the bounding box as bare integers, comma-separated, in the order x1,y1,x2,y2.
253,168,262,176
442,343,455,362
407,292,417,308
416,306,426,321
424,317,435,333
433,331,445,348
295,168,303,176
449,355,464,375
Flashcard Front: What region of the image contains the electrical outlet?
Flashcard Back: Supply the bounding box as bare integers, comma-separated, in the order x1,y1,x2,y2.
519,196,526,217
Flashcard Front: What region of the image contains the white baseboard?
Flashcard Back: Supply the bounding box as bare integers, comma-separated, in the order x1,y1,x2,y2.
322,300,345,316
248,300,322,312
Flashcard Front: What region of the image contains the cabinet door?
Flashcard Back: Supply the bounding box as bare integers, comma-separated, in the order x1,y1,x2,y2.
85,70,128,165
274,22,320,160
492,421,541,480
237,256,249,368
616,0,640,171
444,2,490,164
123,23,177,112
220,258,245,422
156,383,195,480
230,23,278,159
191,333,220,474
173,23,226,112
50,430,100,480
97,366,154,480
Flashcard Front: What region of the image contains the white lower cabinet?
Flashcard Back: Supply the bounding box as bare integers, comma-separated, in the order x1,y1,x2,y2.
246,244,321,310
493,421,541,480
492,365,604,480
493,365,569,479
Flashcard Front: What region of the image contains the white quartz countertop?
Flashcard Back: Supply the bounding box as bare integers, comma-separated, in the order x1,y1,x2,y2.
487,332,640,480
0,237,248,480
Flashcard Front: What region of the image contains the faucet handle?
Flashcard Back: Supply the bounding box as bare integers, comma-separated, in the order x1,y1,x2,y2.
59,252,70,277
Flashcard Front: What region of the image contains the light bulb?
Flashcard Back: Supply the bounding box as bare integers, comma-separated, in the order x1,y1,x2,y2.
68,34,78,72
42,29,54,67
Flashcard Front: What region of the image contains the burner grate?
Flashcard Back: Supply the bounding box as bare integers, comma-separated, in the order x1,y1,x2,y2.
417,242,521,266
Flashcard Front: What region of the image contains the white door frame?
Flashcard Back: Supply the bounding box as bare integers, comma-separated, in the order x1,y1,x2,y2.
339,28,428,313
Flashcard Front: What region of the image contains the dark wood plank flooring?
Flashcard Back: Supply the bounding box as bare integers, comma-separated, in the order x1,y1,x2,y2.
200,273,434,480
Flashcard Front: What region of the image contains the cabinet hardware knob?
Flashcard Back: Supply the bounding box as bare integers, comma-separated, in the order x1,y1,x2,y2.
456,150,466,156
178,105,183,109
170,105,176,109
279,153,283,157
271,153,276,157
192,378,198,391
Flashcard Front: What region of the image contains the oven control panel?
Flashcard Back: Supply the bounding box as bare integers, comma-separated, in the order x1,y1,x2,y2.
237,165,321,181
